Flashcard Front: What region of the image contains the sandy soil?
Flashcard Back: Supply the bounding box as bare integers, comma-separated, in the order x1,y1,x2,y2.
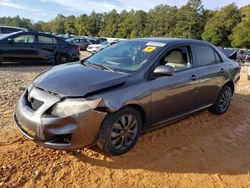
0,65,249,188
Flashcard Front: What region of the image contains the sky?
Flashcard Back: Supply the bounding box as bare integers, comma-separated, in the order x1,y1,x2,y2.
0,0,249,22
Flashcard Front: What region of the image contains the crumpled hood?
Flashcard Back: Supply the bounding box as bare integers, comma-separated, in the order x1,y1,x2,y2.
33,63,128,97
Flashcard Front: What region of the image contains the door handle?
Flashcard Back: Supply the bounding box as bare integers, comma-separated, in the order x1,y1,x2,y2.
220,68,225,73
191,75,197,81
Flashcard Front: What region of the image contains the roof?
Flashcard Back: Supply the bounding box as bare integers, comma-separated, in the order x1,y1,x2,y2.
131,37,211,46
0,25,27,31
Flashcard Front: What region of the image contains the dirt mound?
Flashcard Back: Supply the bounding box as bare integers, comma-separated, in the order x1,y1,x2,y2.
0,67,249,187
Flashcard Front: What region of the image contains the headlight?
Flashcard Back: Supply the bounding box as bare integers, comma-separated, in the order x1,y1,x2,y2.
51,98,102,117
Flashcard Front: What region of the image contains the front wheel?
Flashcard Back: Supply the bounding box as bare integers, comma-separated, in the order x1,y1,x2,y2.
209,86,232,115
97,107,142,156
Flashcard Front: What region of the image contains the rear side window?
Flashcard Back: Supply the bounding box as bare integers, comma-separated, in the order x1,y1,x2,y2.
38,35,57,44
193,45,217,66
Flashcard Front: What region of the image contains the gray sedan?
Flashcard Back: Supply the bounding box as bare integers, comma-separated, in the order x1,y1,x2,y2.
14,38,240,155
66,37,91,51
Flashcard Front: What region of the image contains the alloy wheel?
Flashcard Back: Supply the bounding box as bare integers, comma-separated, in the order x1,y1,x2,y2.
110,114,138,151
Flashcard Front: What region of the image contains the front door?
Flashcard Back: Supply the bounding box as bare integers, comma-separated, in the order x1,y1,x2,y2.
150,45,200,125
1,33,37,62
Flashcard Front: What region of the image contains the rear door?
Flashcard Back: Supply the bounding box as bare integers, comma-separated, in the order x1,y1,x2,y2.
36,34,58,62
1,33,37,62
192,44,229,106
150,45,201,125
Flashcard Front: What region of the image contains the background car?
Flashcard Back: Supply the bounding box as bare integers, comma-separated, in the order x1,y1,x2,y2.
66,37,91,51
87,41,119,53
244,51,250,65
0,31,80,64
0,25,27,36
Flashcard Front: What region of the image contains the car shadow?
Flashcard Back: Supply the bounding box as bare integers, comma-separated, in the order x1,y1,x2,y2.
73,92,250,175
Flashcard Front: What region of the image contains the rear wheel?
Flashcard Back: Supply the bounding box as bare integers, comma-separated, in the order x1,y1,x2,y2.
97,107,142,156
56,54,69,64
209,86,232,115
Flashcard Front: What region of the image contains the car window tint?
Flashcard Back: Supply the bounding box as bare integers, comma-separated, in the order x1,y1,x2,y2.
13,34,35,43
159,46,192,71
193,45,216,66
38,35,56,44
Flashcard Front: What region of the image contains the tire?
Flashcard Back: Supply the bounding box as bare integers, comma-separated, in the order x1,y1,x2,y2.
56,54,69,65
208,86,232,115
97,107,142,156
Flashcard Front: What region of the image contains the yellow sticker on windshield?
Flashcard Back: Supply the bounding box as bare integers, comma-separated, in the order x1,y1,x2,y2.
143,46,156,53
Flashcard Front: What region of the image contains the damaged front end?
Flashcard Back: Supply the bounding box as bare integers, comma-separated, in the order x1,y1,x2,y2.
14,86,107,150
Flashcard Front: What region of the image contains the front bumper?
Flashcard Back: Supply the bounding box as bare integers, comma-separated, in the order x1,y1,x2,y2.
14,87,107,150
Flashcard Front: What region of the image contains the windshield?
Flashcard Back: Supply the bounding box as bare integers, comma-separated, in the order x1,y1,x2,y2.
84,41,163,73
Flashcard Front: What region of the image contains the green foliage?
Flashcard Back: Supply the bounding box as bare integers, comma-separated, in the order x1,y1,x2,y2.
230,5,250,48
0,16,32,30
0,1,249,48
202,3,241,47
145,5,177,37
171,0,204,39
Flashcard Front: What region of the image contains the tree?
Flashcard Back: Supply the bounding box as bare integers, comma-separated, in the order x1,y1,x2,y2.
0,2,249,48
202,3,241,47
75,14,88,35
171,0,204,39
116,10,133,38
50,14,66,34
145,5,177,37
85,11,103,36
230,5,250,48
98,10,120,37
130,10,147,38
64,15,77,34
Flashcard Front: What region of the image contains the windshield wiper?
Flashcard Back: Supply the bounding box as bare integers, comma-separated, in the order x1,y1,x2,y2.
86,62,114,72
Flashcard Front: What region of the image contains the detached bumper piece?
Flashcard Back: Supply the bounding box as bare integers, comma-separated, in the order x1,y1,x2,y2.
14,87,106,150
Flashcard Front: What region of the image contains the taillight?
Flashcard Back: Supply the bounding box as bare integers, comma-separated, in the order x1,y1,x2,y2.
76,46,80,52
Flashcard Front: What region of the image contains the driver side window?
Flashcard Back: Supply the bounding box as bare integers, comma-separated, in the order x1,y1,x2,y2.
159,46,192,71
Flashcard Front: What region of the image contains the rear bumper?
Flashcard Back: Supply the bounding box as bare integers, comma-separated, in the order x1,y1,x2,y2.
14,89,107,150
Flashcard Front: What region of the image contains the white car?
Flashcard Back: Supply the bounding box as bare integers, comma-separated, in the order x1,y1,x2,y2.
87,41,118,53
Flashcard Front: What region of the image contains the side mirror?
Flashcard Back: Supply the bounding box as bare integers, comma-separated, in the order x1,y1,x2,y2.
7,38,14,44
153,65,174,77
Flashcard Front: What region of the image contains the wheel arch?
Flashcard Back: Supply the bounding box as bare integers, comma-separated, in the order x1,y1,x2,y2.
121,104,147,131
224,80,235,95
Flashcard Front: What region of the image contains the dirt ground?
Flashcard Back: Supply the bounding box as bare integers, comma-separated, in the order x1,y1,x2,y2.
0,63,249,187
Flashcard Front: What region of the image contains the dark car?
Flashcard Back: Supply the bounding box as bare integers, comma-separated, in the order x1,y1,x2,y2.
0,26,27,37
14,38,240,155
244,51,250,64
66,37,91,51
0,32,80,64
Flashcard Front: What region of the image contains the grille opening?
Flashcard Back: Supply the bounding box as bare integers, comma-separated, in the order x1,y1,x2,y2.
51,134,72,144
25,91,44,111
30,98,44,111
